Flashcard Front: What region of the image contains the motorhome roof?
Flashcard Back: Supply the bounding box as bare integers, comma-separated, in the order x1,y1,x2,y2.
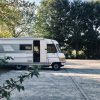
0,37,44,40
0,38,58,44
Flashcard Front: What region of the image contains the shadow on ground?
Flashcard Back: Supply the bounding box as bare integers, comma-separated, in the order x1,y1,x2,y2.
41,67,100,75
66,68,100,74
1,65,100,75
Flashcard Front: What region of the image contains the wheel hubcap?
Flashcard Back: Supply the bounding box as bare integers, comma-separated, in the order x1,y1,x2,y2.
16,65,22,69
54,64,59,69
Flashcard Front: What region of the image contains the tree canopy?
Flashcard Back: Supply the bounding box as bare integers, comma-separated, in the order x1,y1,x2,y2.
0,0,36,37
35,0,100,59
0,0,22,37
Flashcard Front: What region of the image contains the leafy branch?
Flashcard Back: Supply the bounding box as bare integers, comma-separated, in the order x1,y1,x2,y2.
0,57,40,100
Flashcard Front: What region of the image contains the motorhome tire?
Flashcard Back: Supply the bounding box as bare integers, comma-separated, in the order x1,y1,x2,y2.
52,63,60,71
16,65,23,70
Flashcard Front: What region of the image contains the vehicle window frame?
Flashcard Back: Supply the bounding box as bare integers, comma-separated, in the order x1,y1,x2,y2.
20,44,32,50
56,44,61,53
47,44,57,53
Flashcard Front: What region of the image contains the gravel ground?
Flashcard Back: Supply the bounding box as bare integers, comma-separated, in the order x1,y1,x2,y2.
0,60,100,100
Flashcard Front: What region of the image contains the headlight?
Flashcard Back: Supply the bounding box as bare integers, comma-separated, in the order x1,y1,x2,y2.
59,57,66,62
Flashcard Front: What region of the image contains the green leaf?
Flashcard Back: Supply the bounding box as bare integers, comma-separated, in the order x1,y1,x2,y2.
2,89,8,98
6,80,11,85
4,56,14,60
10,78,14,83
19,76,24,84
6,92,11,100
31,72,34,78
16,85,21,92
20,86,24,91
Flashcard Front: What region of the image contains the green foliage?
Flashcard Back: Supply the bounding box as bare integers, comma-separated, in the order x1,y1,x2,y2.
36,0,100,59
0,57,39,100
0,69,39,100
0,0,36,37
15,1,36,37
0,31,12,38
0,56,13,64
0,0,22,37
35,0,70,40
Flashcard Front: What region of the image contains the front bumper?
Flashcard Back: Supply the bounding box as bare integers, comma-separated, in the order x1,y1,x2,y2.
61,62,66,66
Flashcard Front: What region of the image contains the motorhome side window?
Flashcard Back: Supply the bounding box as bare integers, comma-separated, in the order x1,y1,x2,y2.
20,44,32,50
47,44,57,53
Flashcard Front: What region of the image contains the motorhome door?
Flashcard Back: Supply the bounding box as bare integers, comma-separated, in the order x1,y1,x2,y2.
33,40,40,62
40,40,47,62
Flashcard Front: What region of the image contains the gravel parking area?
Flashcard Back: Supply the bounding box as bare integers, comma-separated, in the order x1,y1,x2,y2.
0,60,100,100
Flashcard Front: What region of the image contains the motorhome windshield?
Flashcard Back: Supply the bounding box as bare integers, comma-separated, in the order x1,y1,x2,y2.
47,44,57,53
56,44,61,53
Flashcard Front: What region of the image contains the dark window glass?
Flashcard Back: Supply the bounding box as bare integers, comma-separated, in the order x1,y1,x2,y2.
47,44,57,53
20,44,32,50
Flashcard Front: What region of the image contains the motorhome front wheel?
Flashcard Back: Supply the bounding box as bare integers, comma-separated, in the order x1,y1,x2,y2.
52,63,60,71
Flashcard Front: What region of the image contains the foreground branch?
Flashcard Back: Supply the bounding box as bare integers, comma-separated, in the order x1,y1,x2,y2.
0,57,40,100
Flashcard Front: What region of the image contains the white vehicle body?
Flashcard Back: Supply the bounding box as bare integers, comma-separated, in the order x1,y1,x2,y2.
0,38,65,70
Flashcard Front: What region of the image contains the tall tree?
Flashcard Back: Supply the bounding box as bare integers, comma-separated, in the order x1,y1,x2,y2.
35,0,84,58
35,0,70,43
0,0,22,37
16,0,36,37
81,1,100,58
66,0,85,58
36,0,100,58
0,0,36,37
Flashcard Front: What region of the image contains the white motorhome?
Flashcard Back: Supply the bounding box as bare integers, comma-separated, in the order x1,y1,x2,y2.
0,38,65,70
